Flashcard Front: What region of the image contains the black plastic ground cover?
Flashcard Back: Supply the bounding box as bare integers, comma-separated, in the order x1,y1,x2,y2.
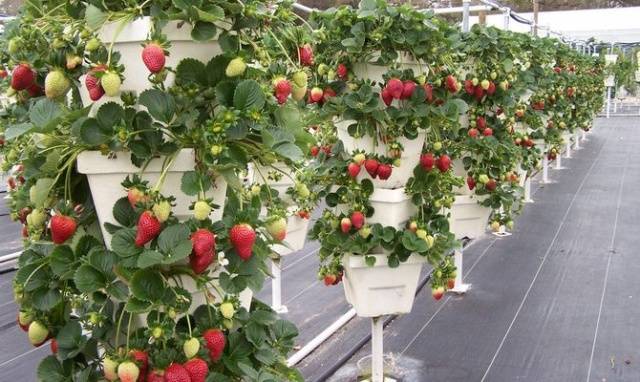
320,118,640,382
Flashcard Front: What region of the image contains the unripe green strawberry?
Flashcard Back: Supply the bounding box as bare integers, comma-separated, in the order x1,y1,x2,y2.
85,38,100,52
292,71,308,87
28,321,48,346
152,200,171,223
184,337,201,359
291,83,307,101
317,63,329,75
8,38,21,54
266,216,287,241
295,182,310,198
193,200,211,221
103,357,119,381
223,318,234,330
425,235,435,248
416,229,427,240
26,209,47,228
45,70,71,99
117,361,140,382
220,302,235,319
358,225,371,239
18,311,32,331
101,72,121,96
225,57,246,77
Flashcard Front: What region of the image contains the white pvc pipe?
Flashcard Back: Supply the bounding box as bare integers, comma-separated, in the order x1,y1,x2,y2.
574,132,581,150
606,87,612,118
0,251,21,263
271,258,287,313
555,152,563,169
565,141,572,158
431,4,491,14
292,2,314,13
286,308,357,366
582,130,587,141
524,177,533,203
462,0,470,32
542,145,550,183
450,248,470,293
371,317,384,382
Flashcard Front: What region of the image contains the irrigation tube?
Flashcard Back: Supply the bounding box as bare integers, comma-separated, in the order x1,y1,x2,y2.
0,250,21,263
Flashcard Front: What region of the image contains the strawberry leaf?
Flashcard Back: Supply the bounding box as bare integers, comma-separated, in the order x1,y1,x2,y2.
130,270,165,302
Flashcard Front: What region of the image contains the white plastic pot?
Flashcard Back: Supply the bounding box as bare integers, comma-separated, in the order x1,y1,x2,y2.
270,215,311,256
249,162,295,200
97,17,222,96
77,149,227,247
342,253,425,317
352,52,427,84
447,195,491,239
561,131,572,144
336,187,416,229
604,75,615,87
635,71,640,82
336,121,425,189
605,54,618,65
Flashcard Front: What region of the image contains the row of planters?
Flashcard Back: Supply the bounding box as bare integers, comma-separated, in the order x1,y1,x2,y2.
303,0,605,317
0,0,605,380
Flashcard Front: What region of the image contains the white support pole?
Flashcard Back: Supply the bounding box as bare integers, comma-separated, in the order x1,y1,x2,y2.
524,176,534,203
574,131,581,150
271,258,288,314
565,140,572,159
555,151,564,170
371,317,385,382
503,9,510,30
614,100,618,113
462,0,471,32
493,207,512,237
450,248,470,293
581,130,587,141
542,145,551,184
606,87,612,119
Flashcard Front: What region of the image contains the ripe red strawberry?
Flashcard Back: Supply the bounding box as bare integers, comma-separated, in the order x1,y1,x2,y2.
476,116,486,130
467,176,476,190
165,363,190,382
381,87,393,106
364,158,379,178
340,217,352,233
463,80,474,94
436,154,451,173
147,370,165,382
336,63,348,79
323,87,336,103
386,78,403,99
432,286,444,300
567,87,575,97
203,329,226,363
401,81,417,100
474,85,484,101
310,146,320,157
273,77,291,105
324,274,337,286
351,211,365,230
468,128,479,138
229,223,256,261
50,214,77,244
347,163,361,178
376,164,392,180
423,83,434,103
27,83,43,97
485,179,497,191
483,128,493,137
88,86,105,101
130,349,148,379
190,250,214,274
445,75,458,93
184,358,208,382
11,63,35,90
134,211,161,247
50,338,58,354
420,153,435,171
487,81,496,95
142,43,166,73
191,228,216,257
298,44,314,66
297,210,310,219
447,278,455,290
0,69,7,78
309,87,323,103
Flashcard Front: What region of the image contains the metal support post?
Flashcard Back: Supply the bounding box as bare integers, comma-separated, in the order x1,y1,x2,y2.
462,0,471,32
524,176,534,203
271,258,288,314
450,248,471,293
371,317,384,382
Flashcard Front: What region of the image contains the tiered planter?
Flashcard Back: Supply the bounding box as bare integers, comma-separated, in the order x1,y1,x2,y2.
270,214,311,256
336,120,426,189
447,195,491,239
352,52,427,84
77,149,227,244
604,75,615,87
452,159,474,196
342,253,425,317
336,187,416,229
99,17,222,94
